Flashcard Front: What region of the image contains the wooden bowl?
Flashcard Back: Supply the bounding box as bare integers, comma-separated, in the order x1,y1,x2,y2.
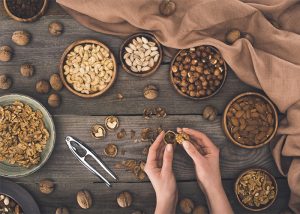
59,39,117,98
222,92,278,149
3,0,48,22
120,32,163,77
169,46,227,100
235,168,278,211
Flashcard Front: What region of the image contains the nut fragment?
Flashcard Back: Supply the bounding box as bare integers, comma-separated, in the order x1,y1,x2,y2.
36,80,50,94
117,191,133,208
193,205,208,214
164,130,176,144
104,143,118,157
159,0,176,16
91,124,106,139
118,159,147,181
12,31,31,46
20,63,34,77
49,21,64,36
105,116,119,131
39,179,55,194
117,128,127,139
56,207,69,214
144,84,158,100
175,131,190,144
203,105,217,121
0,74,12,90
180,198,195,214
0,46,13,62
50,73,63,91
48,93,61,108
77,190,92,209
225,29,241,44
117,93,124,100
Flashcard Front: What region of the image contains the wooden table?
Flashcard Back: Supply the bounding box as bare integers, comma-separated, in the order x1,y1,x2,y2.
0,1,290,213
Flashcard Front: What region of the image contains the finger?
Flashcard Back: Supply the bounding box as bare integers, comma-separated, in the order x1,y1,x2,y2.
146,131,165,167
182,140,204,163
157,144,166,168
177,127,183,133
183,128,218,151
162,144,174,173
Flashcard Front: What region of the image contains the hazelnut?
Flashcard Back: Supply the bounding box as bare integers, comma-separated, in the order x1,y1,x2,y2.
179,198,194,214
117,191,132,208
0,46,13,62
225,29,241,44
159,0,176,16
55,207,69,214
192,205,208,214
36,80,50,94
77,190,92,209
48,93,61,108
48,21,64,36
144,84,158,100
0,74,12,90
49,73,63,91
20,63,34,77
243,33,255,45
39,179,55,194
202,105,217,121
12,31,31,46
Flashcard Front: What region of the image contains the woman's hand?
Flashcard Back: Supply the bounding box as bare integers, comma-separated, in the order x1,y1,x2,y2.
179,128,233,214
144,131,178,214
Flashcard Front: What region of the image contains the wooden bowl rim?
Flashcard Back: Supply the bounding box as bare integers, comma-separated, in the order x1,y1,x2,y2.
59,39,117,98
3,0,48,22
169,45,228,100
222,92,278,149
119,32,163,77
234,168,278,211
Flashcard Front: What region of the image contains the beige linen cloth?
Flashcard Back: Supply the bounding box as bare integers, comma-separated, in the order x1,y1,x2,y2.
57,0,300,212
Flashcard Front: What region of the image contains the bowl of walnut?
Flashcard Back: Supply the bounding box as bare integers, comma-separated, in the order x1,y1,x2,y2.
235,168,278,211
0,94,55,177
60,39,117,98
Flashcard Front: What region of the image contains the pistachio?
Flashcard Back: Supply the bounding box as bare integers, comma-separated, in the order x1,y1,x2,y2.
117,191,133,208
144,84,159,100
202,105,217,121
0,46,13,62
12,30,31,46
39,179,55,194
77,190,92,209
225,29,241,44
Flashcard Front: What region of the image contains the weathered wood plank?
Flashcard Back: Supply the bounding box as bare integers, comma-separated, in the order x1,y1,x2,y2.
17,179,289,214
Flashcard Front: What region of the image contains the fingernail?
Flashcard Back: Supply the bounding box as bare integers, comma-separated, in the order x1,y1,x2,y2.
182,141,189,149
166,144,173,152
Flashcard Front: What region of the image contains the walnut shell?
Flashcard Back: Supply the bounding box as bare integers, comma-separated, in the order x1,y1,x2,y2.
36,80,50,94
55,207,69,214
20,63,34,77
105,116,119,131
202,105,217,121
48,93,61,108
0,46,13,62
49,73,63,91
192,205,208,214
0,74,12,90
77,190,92,209
104,143,118,157
225,29,241,44
159,0,176,16
144,84,158,100
179,198,195,214
117,191,132,208
12,31,31,46
49,21,64,36
39,179,55,194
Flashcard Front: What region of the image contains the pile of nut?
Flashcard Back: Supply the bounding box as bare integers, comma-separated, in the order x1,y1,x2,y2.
171,46,226,98
123,36,160,73
236,170,276,208
63,43,115,94
0,194,23,214
0,101,49,168
226,95,275,146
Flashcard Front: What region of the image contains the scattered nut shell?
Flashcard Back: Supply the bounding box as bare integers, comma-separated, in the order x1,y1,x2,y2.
159,0,176,16
0,74,12,90
225,29,241,44
48,93,61,108
56,207,69,214
104,143,118,157
49,21,64,36
179,198,195,214
50,73,63,91
203,105,217,121
12,31,31,46
91,124,106,139
117,191,132,208
105,116,119,131
0,46,13,62
36,80,50,94
144,84,158,100
20,63,34,77
39,179,55,194
77,190,92,209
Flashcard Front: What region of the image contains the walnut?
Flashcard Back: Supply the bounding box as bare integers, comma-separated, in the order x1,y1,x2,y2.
48,93,61,108
39,179,55,194
0,46,13,62
12,31,31,46
49,73,63,91
77,190,92,209
20,63,34,77
159,0,176,16
117,191,132,208
55,207,69,214
36,80,50,94
192,205,208,214
179,198,195,214
104,143,118,157
0,74,12,90
48,21,64,36
202,105,217,121
144,84,158,100
225,29,241,44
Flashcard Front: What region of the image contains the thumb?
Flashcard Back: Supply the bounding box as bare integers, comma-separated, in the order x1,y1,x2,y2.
162,144,174,174
182,141,203,163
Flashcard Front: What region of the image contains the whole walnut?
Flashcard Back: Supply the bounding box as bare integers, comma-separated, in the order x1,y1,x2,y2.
202,105,217,121
49,21,64,36
20,63,34,77
179,198,194,214
39,179,55,194
49,73,63,91
48,93,61,108
0,46,13,62
0,74,12,90
192,205,208,214
144,84,158,100
36,80,50,94
77,190,92,209
55,207,69,214
225,29,241,44
12,31,31,46
159,0,176,16
117,191,132,208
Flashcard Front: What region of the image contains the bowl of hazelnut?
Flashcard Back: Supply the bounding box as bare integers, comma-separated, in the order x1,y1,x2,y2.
170,45,227,99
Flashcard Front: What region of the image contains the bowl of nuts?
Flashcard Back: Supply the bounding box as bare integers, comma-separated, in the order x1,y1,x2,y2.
120,32,163,77
235,168,278,211
223,92,278,149
170,45,227,99
60,39,117,98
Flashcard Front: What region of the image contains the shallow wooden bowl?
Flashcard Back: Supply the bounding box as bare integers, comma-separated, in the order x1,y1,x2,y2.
222,92,278,149
169,46,227,100
120,32,163,77
3,0,48,22
235,168,278,211
59,39,117,98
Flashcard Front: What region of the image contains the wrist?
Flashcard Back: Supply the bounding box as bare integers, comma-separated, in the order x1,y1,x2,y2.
155,193,177,214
